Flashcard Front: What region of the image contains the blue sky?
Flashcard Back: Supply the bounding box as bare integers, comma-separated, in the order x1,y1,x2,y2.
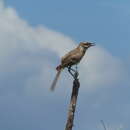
6,0,130,58
0,0,130,130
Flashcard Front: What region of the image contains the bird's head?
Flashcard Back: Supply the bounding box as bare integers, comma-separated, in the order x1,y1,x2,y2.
79,41,95,49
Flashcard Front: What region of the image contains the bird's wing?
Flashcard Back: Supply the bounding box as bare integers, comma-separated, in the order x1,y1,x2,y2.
61,48,82,66
61,48,78,60
61,49,77,62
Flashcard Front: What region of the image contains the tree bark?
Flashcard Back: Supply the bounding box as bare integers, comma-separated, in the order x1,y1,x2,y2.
65,78,80,130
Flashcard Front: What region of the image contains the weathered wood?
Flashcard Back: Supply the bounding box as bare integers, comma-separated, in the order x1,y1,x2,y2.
65,78,80,130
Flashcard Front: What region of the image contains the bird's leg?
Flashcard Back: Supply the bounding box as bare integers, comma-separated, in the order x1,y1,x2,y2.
68,65,79,79
69,67,76,73
68,66,75,78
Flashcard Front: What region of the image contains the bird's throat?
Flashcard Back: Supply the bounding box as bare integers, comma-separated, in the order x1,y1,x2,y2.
79,46,86,53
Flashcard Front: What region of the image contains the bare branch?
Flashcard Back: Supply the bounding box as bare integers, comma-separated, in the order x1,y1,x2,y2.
65,75,80,130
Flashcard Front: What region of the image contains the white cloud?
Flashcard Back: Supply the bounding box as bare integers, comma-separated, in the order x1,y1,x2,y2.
0,1,127,94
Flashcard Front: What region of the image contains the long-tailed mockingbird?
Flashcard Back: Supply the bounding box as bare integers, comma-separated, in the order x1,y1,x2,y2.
50,41,95,91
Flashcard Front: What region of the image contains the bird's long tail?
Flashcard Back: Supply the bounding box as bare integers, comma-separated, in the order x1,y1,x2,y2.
50,65,63,91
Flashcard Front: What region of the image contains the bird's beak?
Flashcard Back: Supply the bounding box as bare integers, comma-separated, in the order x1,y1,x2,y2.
89,42,95,47
83,42,95,48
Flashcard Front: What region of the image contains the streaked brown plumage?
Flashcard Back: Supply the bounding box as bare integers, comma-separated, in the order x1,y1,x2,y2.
50,41,95,91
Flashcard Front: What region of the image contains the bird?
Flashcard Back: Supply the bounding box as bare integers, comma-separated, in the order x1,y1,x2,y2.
50,41,95,91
